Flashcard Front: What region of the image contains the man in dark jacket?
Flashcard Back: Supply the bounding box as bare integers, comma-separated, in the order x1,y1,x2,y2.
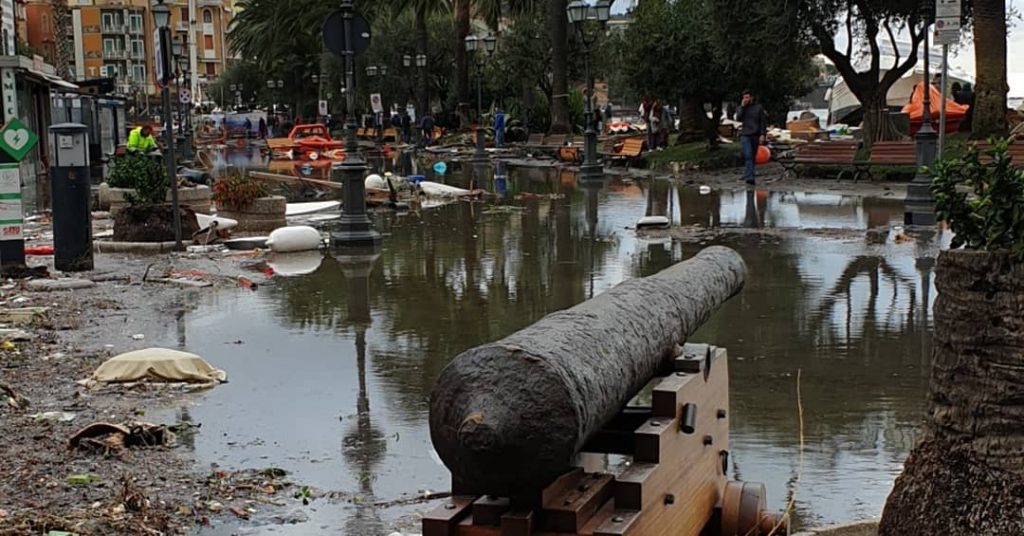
734,89,768,185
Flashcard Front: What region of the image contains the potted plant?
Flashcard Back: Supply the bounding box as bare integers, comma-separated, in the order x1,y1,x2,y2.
100,154,211,215
880,140,1024,535
109,154,200,242
212,172,285,233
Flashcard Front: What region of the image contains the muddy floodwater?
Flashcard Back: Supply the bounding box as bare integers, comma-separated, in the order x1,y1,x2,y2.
162,156,943,534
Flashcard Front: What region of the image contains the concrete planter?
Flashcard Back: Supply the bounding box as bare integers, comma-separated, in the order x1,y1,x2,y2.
216,195,287,234
99,183,212,216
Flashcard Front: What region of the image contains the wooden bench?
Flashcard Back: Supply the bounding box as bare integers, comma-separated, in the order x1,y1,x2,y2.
779,141,860,180
972,141,1024,166
355,128,366,139
602,137,646,167
522,132,545,148
858,141,918,181
382,128,397,141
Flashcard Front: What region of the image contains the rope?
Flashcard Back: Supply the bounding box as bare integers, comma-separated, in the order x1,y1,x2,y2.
766,369,804,536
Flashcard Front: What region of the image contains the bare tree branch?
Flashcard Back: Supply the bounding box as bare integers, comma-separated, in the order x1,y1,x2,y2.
845,6,853,59
884,20,899,70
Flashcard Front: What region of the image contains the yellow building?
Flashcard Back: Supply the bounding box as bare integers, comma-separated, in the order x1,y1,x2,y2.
68,0,233,96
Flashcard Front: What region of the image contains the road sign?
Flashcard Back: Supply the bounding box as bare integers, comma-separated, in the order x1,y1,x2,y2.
323,10,371,58
370,93,383,114
179,88,192,104
0,118,39,162
935,0,961,19
935,17,961,46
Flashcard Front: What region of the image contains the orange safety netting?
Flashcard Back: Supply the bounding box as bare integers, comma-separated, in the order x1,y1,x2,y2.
902,82,969,134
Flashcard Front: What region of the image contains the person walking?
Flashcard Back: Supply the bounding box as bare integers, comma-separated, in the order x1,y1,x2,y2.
734,89,768,186
650,101,662,151
957,82,975,132
258,117,268,139
604,102,613,134
639,96,654,150
401,110,412,144
420,112,435,147
593,104,603,136
494,107,506,148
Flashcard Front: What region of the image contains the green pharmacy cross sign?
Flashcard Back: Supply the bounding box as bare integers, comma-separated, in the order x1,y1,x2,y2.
0,118,39,162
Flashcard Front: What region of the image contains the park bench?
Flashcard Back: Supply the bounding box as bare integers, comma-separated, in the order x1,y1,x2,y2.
602,136,646,167
522,132,545,149
355,128,367,138
857,141,918,181
973,140,1024,166
382,128,397,141
779,140,860,180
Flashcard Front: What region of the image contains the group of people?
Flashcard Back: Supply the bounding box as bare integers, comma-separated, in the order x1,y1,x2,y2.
639,97,674,151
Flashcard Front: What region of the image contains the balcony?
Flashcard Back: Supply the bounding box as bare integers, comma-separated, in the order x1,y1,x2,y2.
127,24,144,35
198,0,221,7
101,25,120,34
175,22,189,33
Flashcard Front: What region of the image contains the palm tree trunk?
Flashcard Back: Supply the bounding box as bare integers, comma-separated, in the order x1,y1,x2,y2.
880,250,1024,535
971,0,1008,138
455,0,471,129
415,5,429,118
548,0,570,134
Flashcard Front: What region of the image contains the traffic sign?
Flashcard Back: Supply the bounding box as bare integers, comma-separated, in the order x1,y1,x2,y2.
179,88,192,104
0,118,39,162
323,10,371,58
935,0,961,19
934,17,961,46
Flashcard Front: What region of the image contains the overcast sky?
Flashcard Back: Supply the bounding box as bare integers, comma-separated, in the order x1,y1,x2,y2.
611,0,1023,97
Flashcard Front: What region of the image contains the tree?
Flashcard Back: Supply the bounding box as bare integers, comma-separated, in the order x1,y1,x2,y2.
971,0,1008,137
795,0,927,146
548,0,571,134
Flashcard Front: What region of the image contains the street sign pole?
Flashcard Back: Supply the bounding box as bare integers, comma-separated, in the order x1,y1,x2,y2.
0,118,41,274
933,0,961,162
938,44,949,161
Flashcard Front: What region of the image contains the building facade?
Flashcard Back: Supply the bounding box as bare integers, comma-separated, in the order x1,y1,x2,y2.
24,0,73,79
63,0,232,97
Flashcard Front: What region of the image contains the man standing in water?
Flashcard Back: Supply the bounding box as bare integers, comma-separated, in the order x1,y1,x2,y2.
734,89,767,185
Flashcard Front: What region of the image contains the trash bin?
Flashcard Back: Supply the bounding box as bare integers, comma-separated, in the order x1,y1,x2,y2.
49,123,93,272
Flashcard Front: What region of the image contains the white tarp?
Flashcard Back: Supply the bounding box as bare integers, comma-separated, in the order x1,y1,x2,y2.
83,348,227,386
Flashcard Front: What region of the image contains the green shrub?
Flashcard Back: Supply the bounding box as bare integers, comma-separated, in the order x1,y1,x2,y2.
106,154,169,206
931,138,1024,259
212,172,271,211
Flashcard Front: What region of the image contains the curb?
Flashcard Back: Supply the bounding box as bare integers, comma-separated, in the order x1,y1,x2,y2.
792,521,878,536
93,241,178,254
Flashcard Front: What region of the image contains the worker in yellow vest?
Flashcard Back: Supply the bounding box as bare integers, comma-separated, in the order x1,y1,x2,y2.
126,125,157,154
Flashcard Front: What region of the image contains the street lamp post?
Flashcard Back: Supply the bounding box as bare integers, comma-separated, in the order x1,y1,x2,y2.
331,0,381,248
176,36,193,161
568,0,611,179
415,53,427,142
906,12,937,226
152,0,182,249
465,33,495,161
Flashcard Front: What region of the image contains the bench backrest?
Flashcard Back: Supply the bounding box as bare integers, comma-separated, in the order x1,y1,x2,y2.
545,134,567,146
620,137,645,156
972,142,1024,166
869,141,918,165
794,141,859,164
526,133,544,145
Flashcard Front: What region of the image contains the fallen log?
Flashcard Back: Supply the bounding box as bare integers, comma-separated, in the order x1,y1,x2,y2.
429,246,746,497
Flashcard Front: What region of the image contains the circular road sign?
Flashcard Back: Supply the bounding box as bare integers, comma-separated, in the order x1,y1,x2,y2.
178,88,192,104
323,10,371,58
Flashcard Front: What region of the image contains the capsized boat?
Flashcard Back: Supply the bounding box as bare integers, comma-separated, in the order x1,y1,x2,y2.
266,124,345,161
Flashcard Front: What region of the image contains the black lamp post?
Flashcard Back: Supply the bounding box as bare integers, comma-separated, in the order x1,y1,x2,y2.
568,0,611,179
906,12,937,226
465,33,495,161
175,36,194,161
152,0,181,249
415,53,427,141
331,0,381,248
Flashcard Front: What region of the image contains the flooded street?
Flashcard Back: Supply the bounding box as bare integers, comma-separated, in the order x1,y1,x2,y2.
160,157,941,533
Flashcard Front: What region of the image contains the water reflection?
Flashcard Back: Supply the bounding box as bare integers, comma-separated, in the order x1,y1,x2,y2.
179,166,941,531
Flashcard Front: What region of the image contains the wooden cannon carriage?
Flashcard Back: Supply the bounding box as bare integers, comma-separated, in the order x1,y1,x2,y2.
423,247,786,536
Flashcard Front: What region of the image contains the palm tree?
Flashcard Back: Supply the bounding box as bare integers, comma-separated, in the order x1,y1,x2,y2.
970,0,1008,138
548,0,570,134
390,0,450,119
455,0,472,126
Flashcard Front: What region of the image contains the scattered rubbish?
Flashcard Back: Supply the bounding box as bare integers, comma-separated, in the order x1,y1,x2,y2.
131,334,145,340
229,506,250,519
69,421,176,454
24,245,54,256
81,347,227,387
205,501,224,513
699,185,712,195
433,161,448,175
66,473,101,485
636,215,671,230
265,226,322,253
33,411,77,423
267,251,323,277
0,307,49,325
224,236,269,251
0,328,32,341
1,381,30,408
152,277,214,288
1,340,17,352
186,244,227,254
237,276,258,290
26,279,96,292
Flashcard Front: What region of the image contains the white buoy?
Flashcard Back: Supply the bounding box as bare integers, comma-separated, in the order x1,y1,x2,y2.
365,173,387,190
267,251,323,277
265,226,323,253
699,185,712,195
636,215,671,230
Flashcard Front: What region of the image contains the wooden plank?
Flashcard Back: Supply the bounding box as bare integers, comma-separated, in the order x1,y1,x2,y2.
474,496,511,526
593,510,642,536
542,468,585,509
423,496,476,536
500,510,534,536
579,498,617,535
613,349,730,536
250,171,342,191
542,473,615,533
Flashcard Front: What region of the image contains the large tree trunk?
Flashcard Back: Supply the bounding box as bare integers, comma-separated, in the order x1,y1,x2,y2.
675,98,705,144
430,247,746,497
415,6,429,117
858,88,901,148
548,0,571,134
879,250,1024,535
455,0,471,129
971,0,1008,138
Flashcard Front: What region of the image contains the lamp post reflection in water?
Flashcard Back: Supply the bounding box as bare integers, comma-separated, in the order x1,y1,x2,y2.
336,250,387,533
494,160,508,199
579,175,608,299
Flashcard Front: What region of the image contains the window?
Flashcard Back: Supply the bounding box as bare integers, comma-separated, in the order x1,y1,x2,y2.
181,8,189,23
102,13,115,29
202,9,212,23
205,63,215,76
103,38,116,54
203,35,213,49
130,14,142,32
41,14,49,35
132,65,145,82
131,39,143,57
